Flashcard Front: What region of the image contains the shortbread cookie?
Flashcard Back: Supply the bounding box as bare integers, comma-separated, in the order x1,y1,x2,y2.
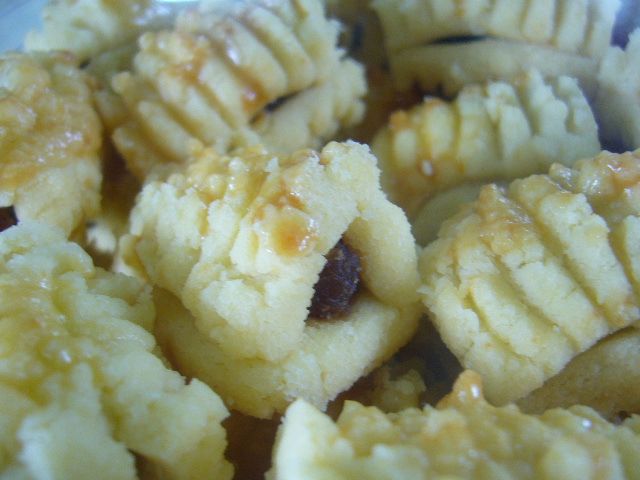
371,0,620,58
518,327,640,423
0,222,232,480
371,70,600,217
268,370,640,480
25,0,180,62
121,140,420,361
389,38,599,99
110,0,366,178
592,29,640,152
0,51,103,237
120,141,421,417
154,286,422,419
418,150,640,405
547,150,640,299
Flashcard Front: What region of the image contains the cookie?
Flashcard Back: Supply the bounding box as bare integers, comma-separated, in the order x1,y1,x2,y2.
371,70,600,218
154,286,422,419
110,0,366,178
518,327,640,423
411,183,486,246
371,0,620,58
389,38,599,100
25,0,180,62
0,51,103,237
119,140,422,417
0,221,232,480
418,150,640,405
268,370,640,480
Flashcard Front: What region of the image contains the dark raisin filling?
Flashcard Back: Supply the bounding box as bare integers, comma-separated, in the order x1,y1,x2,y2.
0,206,18,232
308,239,362,320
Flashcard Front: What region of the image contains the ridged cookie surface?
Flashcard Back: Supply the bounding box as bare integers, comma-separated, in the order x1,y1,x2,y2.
372,70,599,217
419,150,640,405
389,38,599,99
25,0,178,62
0,222,232,480
268,370,640,480
120,141,421,416
593,29,640,152
110,0,366,178
372,0,619,57
0,51,103,237
518,327,640,422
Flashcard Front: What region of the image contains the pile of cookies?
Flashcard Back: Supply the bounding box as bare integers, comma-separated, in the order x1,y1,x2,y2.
2,0,640,479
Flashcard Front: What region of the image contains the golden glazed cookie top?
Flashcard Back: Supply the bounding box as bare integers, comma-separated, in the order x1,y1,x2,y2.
0,222,232,480
372,69,600,218
0,51,103,237
419,149,640,406
268,370,640,480
121,140,420,363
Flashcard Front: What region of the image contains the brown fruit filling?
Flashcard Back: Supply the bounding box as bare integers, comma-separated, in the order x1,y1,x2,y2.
0,206,18,232
308,239,362,319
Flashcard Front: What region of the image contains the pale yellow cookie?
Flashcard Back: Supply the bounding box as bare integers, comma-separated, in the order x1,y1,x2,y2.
154,286,422,419
372,70,600,218
247,57,366,153
389,38,599,100
0,51,102,237
268,370,640,480
371,0,620,58
593,29,640,151
110,0,366,179
547,149,640,300
25,0,181,62
121,141,420,361
518,327,640,423
119,140,422,417
0,221,232,480
419,150,640,405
